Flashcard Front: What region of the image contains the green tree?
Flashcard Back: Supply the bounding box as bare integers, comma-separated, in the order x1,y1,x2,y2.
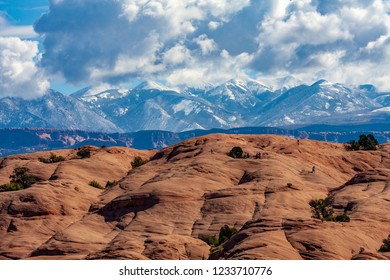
9,167,36,189
131,156,149,168
39,153,65,163
309,199,334,221
346,134,379,151
218,225,238,244
346,140,360,151
77,147,91,158
379,234,390,252
199,234,219,246
335,213,350,222
227,146,244,158
309,199,350,222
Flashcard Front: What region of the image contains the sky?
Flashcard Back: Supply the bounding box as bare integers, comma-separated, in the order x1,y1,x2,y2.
0,0,390,99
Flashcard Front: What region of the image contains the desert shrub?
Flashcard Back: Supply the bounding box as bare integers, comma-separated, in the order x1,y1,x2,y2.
286,183,293,188
199,234,219,246
379,234,390,252
309,199,333,220
346,134,379,151
335,213,350,222
211,245,224,254
39,153,65,164
200,225,238,248
105,180,118,188
346,140,360,151
0,167,36,192
131,156,149,168
218,225,238,244
309,199,350,222
77,147,91,158
10,167,36,189
89,180,104,189
227,146,244,158
0,183,24,192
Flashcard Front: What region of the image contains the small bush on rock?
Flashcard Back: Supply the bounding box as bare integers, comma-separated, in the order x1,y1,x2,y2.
39,153,65,163
346,134,379,151
0,167,36,192
227,146,244,158
199,234,219,246
335,213,350,222
131,156,149,168
89,180,104,189
0,183,24,192
200,225,238,248
218,225,238,244
379,234,390,252
10,167,36,189
77,147,91,158
105,180,118,188
309,199,350,222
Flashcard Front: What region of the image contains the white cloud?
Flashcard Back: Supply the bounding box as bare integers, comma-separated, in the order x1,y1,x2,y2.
0,25,38,38
195,34,217,55
252,0,390,90
163,44,192,65
0,14,37,38
208,21,221,30
0,37,49,99
33,0,390,90
165,49,252,87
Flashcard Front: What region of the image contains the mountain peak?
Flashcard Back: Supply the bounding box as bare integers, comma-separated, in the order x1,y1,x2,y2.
311,79,330,87
359,84,377,92
133,81,175,92
226,78,247,86
71,85,130,103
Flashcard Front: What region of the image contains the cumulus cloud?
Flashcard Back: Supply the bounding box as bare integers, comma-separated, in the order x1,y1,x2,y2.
252,0,390,90
195,34,217,55
34,0,251,86
0,37,49,99
34,0,390,90
0,14,37,38
165,49,252,87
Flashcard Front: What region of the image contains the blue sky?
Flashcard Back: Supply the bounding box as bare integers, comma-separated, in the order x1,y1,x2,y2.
0,0,390,99
0,0,48,25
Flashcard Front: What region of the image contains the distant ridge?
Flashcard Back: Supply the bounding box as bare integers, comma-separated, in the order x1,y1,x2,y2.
0,124,389,157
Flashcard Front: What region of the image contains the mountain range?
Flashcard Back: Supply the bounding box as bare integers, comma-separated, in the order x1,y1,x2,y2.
0,79,389,133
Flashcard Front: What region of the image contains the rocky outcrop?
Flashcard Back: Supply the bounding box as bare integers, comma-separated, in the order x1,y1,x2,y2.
0,135,389,260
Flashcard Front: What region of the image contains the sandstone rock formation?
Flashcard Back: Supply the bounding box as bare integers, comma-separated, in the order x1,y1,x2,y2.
0,135,389,260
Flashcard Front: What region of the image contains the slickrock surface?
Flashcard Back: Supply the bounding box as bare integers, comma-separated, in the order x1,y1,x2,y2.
0,135,389,260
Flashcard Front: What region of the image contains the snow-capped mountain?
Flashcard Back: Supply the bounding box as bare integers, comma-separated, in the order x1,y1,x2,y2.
0,79,388,133
132,80,177,92
0,90,121,132
71,86,130,103
74,81,236,132
254,80,382,126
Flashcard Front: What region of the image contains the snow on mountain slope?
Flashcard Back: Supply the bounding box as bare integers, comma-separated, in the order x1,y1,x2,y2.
374,94,390,107
0,79,387,133
71,86,130,103
203,79,263,106
69,79,388,130
0,90,122,132
254,80,382,126
133,80,177,92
